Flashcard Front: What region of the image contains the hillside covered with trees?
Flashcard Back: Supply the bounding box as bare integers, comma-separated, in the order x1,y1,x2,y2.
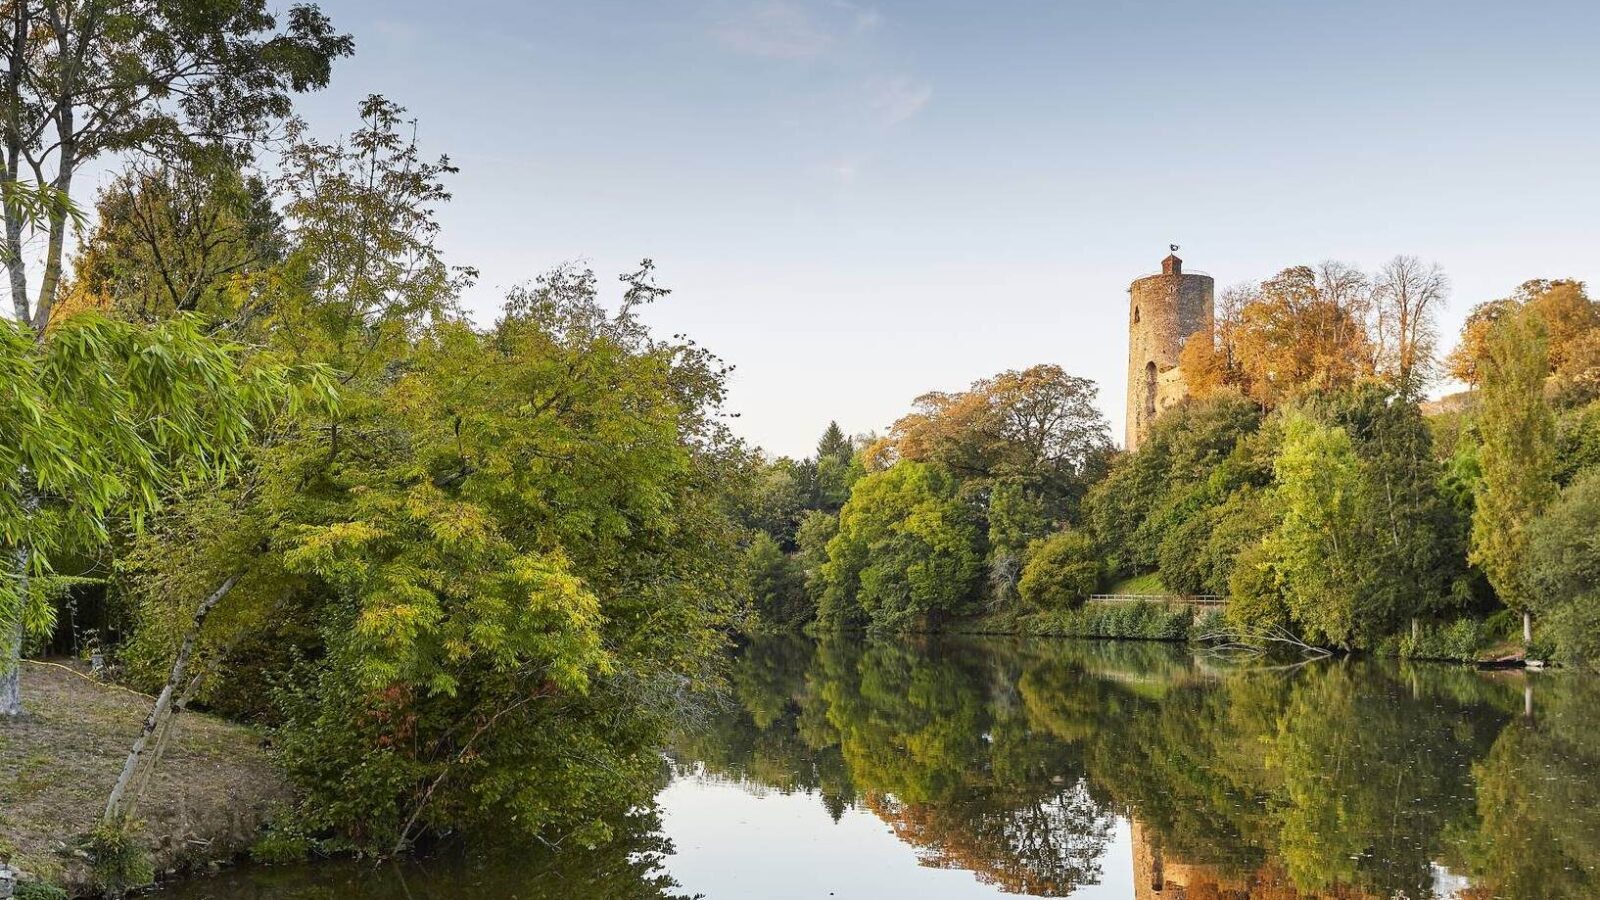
743,264,1600,665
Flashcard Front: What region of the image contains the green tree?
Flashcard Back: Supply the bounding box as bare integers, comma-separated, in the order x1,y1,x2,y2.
1224,539,1290,636
1,313,293,716
818,461,981,631
794,509,837,604
1017,530,1100,610
227,266,743,851
269,95,474,381
1471,309,1558,642
1304,384,1469,630
65,151,283,323
808,422,858,513
1086,393,1264,577
745,532,809,628
816,421,852,465
0,0,352,331
1525,469,1600,664
985,479,1052,603
739,456,806,546
1266,415,1368,647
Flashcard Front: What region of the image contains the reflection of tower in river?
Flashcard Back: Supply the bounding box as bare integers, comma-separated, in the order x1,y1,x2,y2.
1129,818,1385,900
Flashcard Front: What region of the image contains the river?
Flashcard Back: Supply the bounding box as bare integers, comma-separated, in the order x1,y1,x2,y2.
155,634,1600,898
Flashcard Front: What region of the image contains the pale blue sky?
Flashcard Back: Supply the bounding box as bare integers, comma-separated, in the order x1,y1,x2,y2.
277,0,1597,456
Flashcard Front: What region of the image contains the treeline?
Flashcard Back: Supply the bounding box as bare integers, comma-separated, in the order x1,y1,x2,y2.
737,365,1114,631
743,263,1600,664
0,9,756,883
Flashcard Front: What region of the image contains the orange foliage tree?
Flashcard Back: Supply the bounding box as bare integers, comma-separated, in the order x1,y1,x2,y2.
1448,279,1600,405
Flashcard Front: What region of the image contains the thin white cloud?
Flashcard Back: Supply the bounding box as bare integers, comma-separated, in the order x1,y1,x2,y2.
834,1,884,32
712,1,835,59
870,76,933,125
822,159,860,181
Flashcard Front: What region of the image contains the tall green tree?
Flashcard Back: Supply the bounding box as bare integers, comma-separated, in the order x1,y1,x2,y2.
0,0,352,331
1471,309,1558,642
1266,415,1368,647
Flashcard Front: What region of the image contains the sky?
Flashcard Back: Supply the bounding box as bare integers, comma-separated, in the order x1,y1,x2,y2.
242,0,1600,457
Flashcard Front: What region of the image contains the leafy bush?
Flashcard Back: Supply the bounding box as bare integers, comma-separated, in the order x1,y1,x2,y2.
250,814,313,864
83,821,155,896
1392,618,1494,661
1554,400,1600,485
1024,600,1194,641
1018,530,1101,610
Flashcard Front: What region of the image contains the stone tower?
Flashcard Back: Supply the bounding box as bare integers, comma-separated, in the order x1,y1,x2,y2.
1125,253,1214,451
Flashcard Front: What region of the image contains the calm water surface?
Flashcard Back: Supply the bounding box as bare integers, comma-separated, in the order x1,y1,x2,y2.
159,635,1600,899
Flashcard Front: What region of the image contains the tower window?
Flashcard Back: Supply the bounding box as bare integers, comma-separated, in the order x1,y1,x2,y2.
1144,361,1157,423
1133,306,1140,324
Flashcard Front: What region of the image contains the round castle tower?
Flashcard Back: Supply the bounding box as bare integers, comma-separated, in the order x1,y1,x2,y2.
1125,253,1214,451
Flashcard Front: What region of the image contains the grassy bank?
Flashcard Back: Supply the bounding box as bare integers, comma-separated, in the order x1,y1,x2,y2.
0,661,289,896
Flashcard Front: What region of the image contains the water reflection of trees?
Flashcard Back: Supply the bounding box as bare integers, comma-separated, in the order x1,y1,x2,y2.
680,634,1600,898
157,810,690,900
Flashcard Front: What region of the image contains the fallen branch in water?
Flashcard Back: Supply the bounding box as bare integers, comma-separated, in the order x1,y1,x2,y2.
1196,623,1334,662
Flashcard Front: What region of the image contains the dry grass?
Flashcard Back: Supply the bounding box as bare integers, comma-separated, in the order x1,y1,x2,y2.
0,660,290,890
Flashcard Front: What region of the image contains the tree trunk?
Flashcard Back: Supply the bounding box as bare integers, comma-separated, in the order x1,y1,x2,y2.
0,618,21,718
104,575,238,824
2,0,32,327
3,204,26,324
1523,611,1533,645
31,146,73,332
2,528,31,718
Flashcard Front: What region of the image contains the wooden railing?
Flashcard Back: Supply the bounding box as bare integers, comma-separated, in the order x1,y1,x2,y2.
1089,594,1227,606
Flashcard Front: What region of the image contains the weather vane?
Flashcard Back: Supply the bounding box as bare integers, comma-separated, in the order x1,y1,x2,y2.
1170,243,1180,253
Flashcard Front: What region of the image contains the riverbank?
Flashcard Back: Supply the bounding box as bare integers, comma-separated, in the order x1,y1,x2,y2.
942,600,1530,666
945,600,1219,643
0,661,289,896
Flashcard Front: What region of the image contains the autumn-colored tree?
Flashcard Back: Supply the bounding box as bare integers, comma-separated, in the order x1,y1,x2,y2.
1447,280,1600,405
1227,266,1376,407
868,364,1111,523
1187,265,1384,409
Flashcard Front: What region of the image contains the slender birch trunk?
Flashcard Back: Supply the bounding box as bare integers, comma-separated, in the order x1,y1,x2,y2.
2,490,35,718
0,550,22,716
104,574,238,824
